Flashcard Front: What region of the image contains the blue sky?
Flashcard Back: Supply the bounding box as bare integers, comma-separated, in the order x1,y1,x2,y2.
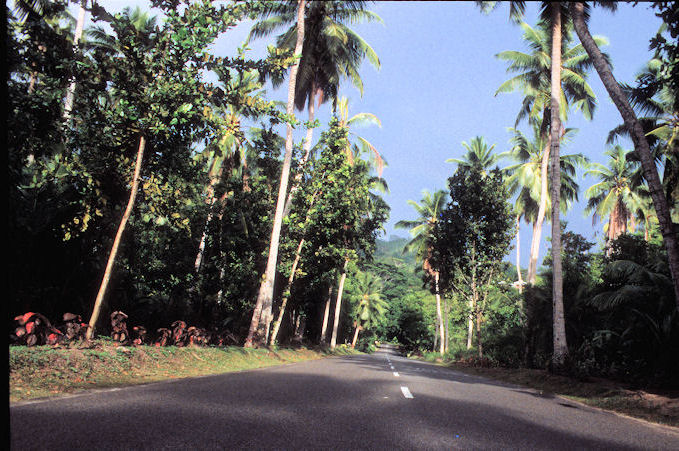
94,1,663,269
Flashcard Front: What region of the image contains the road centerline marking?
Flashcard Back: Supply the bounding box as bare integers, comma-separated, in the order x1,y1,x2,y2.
401,386,413,398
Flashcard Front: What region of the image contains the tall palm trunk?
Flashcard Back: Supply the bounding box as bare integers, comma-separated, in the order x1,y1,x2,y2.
549,4,568,367
571,1,679,308
245,0,306,348
471,250,483,358
466,305,474,350
269,237,304,346
270,186,321,346
515,214,524,293
63,0,87,120
443,296,450,352
320,284,333,343
283,82,318,217
193,158,226,273
528,142,551,284
433,316,439,352
351,324,361,348
434,270,445,355
86,135,146,339
330,258,349,349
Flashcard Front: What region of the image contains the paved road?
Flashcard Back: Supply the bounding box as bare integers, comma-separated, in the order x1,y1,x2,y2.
10,345,679,450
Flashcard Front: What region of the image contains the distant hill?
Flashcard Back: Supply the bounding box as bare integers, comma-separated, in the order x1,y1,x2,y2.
375,236,417,267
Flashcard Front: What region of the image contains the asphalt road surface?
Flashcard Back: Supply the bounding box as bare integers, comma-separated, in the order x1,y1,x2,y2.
10,344,679,450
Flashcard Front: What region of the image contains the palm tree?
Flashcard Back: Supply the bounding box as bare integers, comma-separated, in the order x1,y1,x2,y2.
502,125,587,283
585,146,647,244
570,1,679,309
348,271,387,348
13,0,93,111
607,57,679,220
495,20,604,129
336,96,384,174
270,97,384,347
248,1,382,214
193,66,267,274
395,189,448,355
246,1,383,345
446,136,500,175
244,0,306,348
483,1,605,365
85,7,158,55
495,18,602,287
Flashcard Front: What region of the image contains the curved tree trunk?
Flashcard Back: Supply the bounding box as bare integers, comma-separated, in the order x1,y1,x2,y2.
245,0,306,348
550,4,568,368
193,157,226,274
571,1,679,309
351,324,361,348
86,135,146,339
283,82,318,217
528,142,551,284
330,258,349,349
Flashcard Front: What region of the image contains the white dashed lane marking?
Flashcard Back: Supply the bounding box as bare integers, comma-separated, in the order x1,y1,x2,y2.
400,386,414,399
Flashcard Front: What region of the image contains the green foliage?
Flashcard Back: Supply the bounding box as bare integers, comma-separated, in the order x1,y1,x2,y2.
434,166,515,297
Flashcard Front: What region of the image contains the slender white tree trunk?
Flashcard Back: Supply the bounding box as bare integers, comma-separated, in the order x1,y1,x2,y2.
528,142,550,284
320,284,333,343
245,0,306,348
466,298,474,350
269,238,304,346
434,271,445,355
283,83,318,217
330,258,349,349
86,135,146,339
515,214,524,293
194,160,225,273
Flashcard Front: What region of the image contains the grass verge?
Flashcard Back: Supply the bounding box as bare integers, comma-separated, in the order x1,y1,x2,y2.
412,355,679,428
9,339,358,403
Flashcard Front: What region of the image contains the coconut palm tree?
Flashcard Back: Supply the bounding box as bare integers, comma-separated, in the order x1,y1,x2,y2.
348,271,387,348
570,1,679,309
395,189,448,355
495,18,603,286
495,20,605,129
483,1,609,364
248,0,382,214
502,125,587,283
585,146,648,244
244,0,306,348
607,57,679,218
446,136,500,175
269,97,385,347
246,2,383,344
193,66,268,274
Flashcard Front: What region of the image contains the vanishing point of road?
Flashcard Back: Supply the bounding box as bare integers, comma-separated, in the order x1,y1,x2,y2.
10,345,679,449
